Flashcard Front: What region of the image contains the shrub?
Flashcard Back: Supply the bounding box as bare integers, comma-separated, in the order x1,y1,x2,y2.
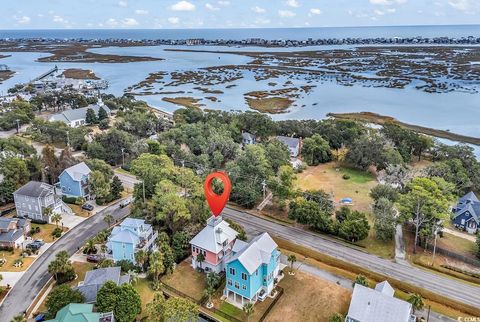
31,219,48,224
62,196,77,204
30,226,41,235
342,174,351,180
51,227,63,239
116,259,135,273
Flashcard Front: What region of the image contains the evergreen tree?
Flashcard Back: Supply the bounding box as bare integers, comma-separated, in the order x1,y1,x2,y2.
98,106,108,121
85,108,98,124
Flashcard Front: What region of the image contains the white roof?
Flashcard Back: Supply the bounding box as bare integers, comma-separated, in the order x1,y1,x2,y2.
110,229,139,244
49,104,111,124
347,282,413,322
63,162,91,181
190,216,238,253
227,232,277,274
375,280,395,297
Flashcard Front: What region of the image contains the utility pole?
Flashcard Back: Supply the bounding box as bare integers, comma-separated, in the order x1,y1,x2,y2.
142,180,146,203
431,226,439,266
121,148,125,166
15,119,20,133
261,179,267,199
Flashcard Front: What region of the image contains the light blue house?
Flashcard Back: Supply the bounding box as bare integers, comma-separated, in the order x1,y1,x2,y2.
224,232,281,307
58,162,91,199
106,218,158,264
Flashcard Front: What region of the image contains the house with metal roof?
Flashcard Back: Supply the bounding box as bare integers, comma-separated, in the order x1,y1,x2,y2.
224,232,281,307
346,281,416,322
45,303,114,322
452,191,480,234
14,181,72,223
58,162,92,199
276,136,301,157
0,217,31,249
49,104,111,128
75,266,130,303
106,218,157,264
190,216,239,273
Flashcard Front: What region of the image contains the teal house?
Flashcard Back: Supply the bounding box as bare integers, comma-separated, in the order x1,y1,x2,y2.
58,162,92,199
106,218,157,264
224,232,281,307
45,303,114,322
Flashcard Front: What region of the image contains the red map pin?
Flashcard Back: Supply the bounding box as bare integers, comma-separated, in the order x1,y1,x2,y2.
204,171,232,217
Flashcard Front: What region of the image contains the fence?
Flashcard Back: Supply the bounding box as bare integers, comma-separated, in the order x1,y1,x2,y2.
259,286,284,322
423,242,480,267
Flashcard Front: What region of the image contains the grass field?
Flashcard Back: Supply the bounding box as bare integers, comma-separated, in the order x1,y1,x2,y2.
31,223,68,243
66,261,95,288
295,162,377,213
161,259,206,302
295,162,395,258
265,272,351,322
135,278,156,320
69,204,91,218
436,233,477,259
0,249,34,272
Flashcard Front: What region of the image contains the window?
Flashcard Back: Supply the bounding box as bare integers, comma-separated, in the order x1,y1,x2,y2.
229,268,236,275
461,219,465,225
255,269,258,276
242,285,247,290
241,273,247,280
234,282,239,289
227,279,232,286
263,277,266,282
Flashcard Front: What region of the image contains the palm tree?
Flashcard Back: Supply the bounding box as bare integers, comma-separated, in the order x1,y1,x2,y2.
51,212,62,228
196,252,205,270
203,286,215,308
48,259,62,281
43,207,54,224
10,315,27,322
206,272,221,289
407,293,424,314
104,213,114,227
135,249,148,272
83,239,96,255
148,251,165,283
243,302,254,322
287,254,296,274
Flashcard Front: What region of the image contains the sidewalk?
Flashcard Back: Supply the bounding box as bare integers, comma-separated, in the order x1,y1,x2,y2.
443,227,477,242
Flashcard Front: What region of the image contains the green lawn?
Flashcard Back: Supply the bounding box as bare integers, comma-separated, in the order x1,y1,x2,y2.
135,278,155,320
161,259,206,302
340,167,375,184
436,233,477,259
218,301,245,320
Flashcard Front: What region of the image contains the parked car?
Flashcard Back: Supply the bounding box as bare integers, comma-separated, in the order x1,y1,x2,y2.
82,203,94,211
119,198,132,208
26,242,42,251
86,254,103,263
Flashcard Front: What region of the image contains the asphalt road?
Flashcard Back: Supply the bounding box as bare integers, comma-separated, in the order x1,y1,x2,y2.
222,207,480,310
0,201,130,321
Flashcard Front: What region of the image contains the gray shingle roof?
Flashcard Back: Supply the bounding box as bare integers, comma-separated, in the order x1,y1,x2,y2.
276,136,300,149
242,132,256,141
62,162,91,182
459,191,479,204
76,267,129,303
0,228,24,243
14,181,54,198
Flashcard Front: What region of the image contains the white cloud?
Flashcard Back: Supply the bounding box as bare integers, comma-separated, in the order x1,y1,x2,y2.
448,0,477,11
217,1,230,6
122,18,139,26
278,10,296,17
252,6,266,13
14,15,31,24
118,1,127,7
205,3,220,11
387,8,397,13
310,8,322,15
53,15,67,23
374,9,385,15
369,0,407,5
286,0,300,8
171,1,195,11
105,18,119,27
135,9,149,15
168,16,180,24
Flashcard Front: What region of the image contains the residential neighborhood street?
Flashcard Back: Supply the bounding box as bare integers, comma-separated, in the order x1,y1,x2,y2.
0,200,130,322
223,207,480,309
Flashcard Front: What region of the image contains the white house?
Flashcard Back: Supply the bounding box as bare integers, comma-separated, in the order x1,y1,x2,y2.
49,104,111,128
241,132,256,145
346,281,416,322
190,216,239,273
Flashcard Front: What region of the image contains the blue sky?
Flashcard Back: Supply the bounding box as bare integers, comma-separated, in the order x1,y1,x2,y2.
3,0,479,29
